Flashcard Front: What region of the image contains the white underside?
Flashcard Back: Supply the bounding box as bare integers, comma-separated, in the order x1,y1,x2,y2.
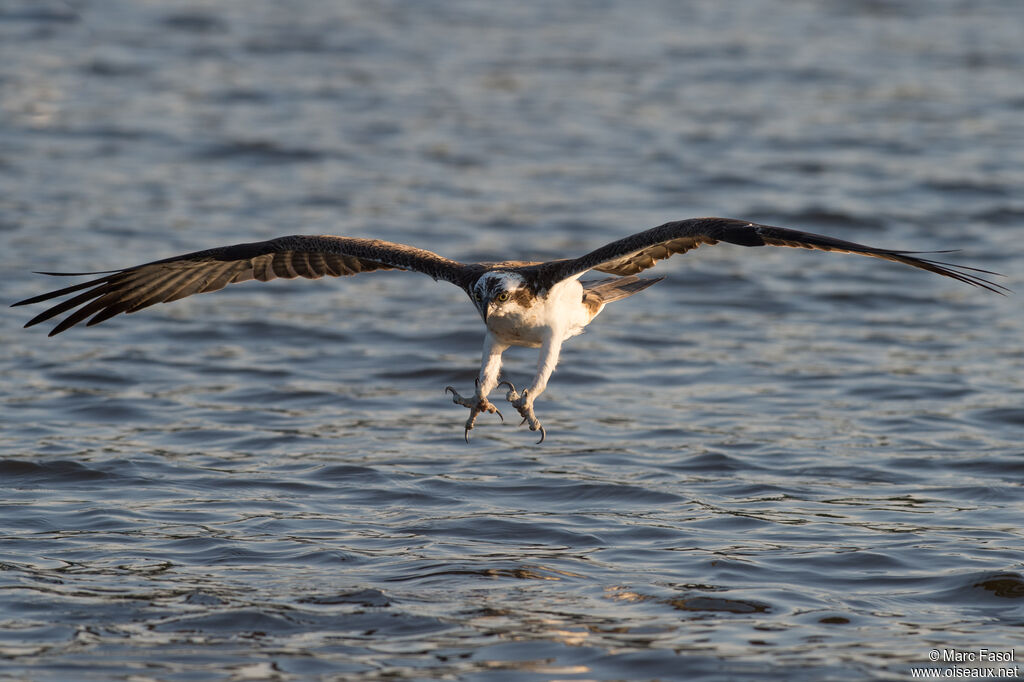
484,277,592,348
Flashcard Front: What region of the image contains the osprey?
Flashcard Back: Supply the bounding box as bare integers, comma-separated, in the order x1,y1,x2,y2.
13,217,1004,443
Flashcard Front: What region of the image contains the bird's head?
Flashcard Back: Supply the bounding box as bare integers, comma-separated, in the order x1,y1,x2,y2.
471,272,531,321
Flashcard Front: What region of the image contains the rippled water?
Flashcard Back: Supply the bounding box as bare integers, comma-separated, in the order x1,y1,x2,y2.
2,1,1023,680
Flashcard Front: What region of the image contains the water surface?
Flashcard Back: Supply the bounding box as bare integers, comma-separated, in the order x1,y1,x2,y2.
2,1,1022,680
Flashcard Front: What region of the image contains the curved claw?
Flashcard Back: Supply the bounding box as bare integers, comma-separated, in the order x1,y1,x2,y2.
447,384,503,441
498,380,516,393
503,387,546,443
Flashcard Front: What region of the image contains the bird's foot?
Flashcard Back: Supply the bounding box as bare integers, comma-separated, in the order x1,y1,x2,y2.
445,384,503,442
498,381,546,444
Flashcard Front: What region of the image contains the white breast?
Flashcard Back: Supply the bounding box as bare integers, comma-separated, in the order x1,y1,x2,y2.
486,278,590,348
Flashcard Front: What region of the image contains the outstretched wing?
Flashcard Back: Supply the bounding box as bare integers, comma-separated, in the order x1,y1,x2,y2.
534,217,1006,294
13,235,476,336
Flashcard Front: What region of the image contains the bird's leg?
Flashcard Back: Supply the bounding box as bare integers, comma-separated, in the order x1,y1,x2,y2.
445,333,508,442
500,332,563,444
499,380,543,443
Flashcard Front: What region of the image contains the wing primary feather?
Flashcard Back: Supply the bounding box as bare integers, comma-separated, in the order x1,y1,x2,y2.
49,290,129,336
33,269,123,276
13,273,120,307
22,282,116,328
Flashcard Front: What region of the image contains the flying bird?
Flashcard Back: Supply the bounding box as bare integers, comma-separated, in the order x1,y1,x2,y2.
13,217,1005,443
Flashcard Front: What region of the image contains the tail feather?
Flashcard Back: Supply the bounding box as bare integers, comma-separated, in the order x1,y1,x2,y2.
582,275,663,316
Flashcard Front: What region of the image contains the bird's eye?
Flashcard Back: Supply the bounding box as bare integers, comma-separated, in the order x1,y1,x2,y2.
473,292,481,301
497,292,510,302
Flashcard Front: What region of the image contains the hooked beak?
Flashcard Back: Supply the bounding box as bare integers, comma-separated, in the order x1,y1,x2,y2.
473,294,489,322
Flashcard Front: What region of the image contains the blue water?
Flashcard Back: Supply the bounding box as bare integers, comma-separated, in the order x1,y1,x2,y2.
2,1,1023,680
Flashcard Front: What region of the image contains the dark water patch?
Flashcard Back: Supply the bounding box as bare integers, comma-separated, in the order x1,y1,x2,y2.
47,369,135,387
973,206,1024,225
300,588,392,608
335,485,461,508
945,454,1024,477
81,59,151,78
42,506,147,533
192,140,329,164
402,517,605,548
918,571,1024,606
159,11,228,34
0,5,79,23
156,605,451,639
817,493,937,511
666,594,771,615
973,573,1024,599
815,287,960,310
30,125,180,144
160,426,263,445
60,398,150,422
208,87,274,104
685,512,782,534
779,550,913,573
374,365,464,381
929,485,1023,504
183,475,333,498
620,425,694,443
183,591,228,607
163,315,359,345
794,464,912,485
242,34,364,57
969,407,1024,427
712,482,795,499
669,451,761,473
150,540,353,567
757,208,881,231
421,477,685,507
420,145,485,169
0,459,119,485
216,385,346,408
383,561,583,587
0,622,75,649
845,382,974,402
313,464,393,483
923,179,1011,198
695,172,766,189
227,432,331,452
153,608,307,635
598,524,697,547
300,193,351,209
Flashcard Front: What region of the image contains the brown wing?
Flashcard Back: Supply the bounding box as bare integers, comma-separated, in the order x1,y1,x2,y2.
13,235,475,336
535,217,1006,294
